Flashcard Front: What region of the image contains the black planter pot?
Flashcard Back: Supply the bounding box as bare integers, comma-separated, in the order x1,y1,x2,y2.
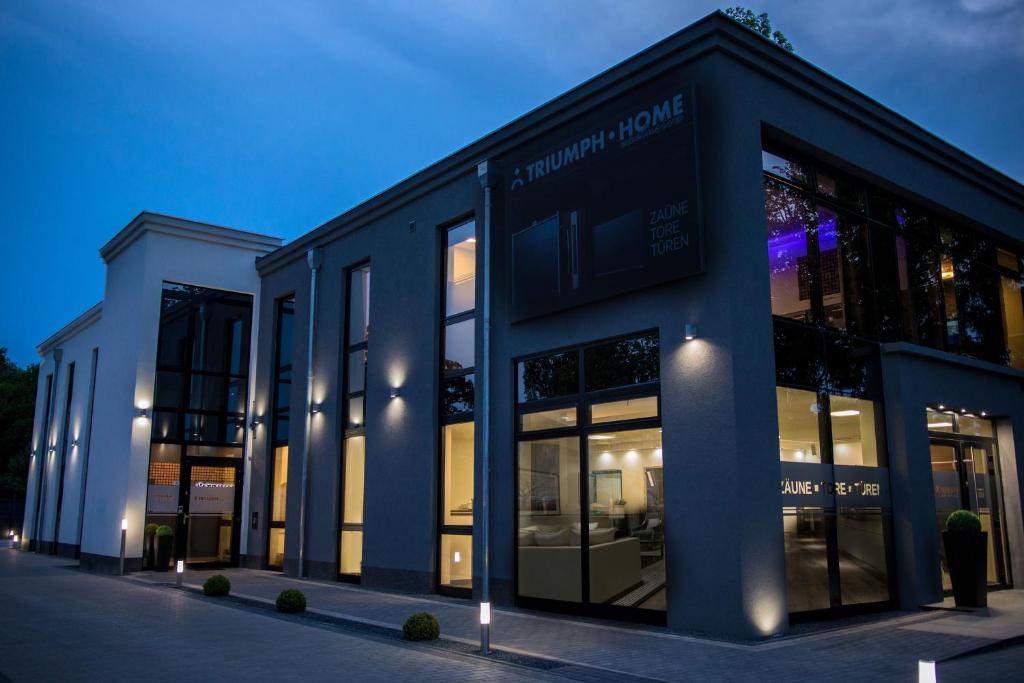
942,530,987,608
143,534,155,570
155,535,174,572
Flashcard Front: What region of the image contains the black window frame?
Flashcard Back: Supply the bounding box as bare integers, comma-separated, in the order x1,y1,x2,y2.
513,329,664,626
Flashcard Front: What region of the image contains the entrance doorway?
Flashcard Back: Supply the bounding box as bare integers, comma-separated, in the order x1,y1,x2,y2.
929,437,1010,589
177,460,242,566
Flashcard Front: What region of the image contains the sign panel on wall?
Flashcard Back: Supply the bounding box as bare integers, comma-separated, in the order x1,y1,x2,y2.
503,77,703,322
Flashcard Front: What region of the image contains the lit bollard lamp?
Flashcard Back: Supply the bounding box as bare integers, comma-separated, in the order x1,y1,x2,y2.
480,602,491,654
119,518,127,575
176,560,184,587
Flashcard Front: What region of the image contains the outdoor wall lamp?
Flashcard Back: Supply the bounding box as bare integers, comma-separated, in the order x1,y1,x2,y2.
71,438,78,449
309,403,322,415
684,324,698,341
136,407,151,420
250,415,263,430
389,387,400,399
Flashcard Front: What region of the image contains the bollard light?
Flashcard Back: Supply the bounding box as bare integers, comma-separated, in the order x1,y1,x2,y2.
121,518,128,531
918,660,936,683
480,602,491,625
176,559,184,587
119,518,127,576
12,534,18,544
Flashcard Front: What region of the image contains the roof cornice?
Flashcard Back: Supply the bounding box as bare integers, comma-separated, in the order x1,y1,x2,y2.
255,10,1024,275
37,302,103,356
100,211,283,264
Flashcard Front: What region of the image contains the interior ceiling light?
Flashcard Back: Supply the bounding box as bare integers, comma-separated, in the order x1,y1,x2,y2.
830,410,860,417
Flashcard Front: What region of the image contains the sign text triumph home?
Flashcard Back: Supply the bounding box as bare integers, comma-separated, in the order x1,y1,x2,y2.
504,77,704,322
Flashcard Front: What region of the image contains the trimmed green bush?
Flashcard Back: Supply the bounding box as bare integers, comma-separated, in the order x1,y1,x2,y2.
155,524,174,537
946,509,982,534
203,574,231,597
276,588,306,613
145,523,159,537
403,612,440,641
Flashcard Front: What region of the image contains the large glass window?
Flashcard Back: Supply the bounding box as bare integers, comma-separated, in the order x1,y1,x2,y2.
266,296,294,570
339,264,370,579
763,144,1023,368
775,318,892,614
145,283,253,569
439,220,476,592
516,332,664,621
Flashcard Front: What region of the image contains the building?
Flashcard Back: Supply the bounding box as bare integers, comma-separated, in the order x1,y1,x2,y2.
20,12,1024,639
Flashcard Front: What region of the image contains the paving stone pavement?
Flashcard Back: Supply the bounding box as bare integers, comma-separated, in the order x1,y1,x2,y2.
4,549,1023,681
0,549,562,682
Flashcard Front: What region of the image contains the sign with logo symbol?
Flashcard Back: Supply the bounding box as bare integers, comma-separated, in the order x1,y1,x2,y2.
503,77,703,322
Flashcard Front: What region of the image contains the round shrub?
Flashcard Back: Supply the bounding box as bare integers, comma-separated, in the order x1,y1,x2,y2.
155,524,174,537
202,574,231,597
145,523,159,537
402,612,440,641
946,509,982,534
276,588,306,613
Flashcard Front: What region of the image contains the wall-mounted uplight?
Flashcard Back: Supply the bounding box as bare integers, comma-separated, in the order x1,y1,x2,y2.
71,438,79,449
136,407,151,420
309,403,322,415
684,324,698,341
250,415,263,430
389,387,400,400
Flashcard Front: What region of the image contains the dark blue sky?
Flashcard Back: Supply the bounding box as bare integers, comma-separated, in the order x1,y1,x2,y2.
2,0,1022,366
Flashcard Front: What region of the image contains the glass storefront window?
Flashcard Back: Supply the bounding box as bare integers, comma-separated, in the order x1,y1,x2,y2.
442,423,474,527
517,437,582,603
271,446,288,523
349,266,371,344
443,317,475,371
589,396,658,424
440,534,472,589
782,507,830,613
837,508,890,605
926,408,955,433
446,221,476,316
999,273,1024,369
268,528,285,570
586,428,665,611
518,351,579,402
521,406,577,432
765,179,815,323
776,387,822,463
762,149,808,185
342,437,365,525
829,396,880,466
339,530,362,575
584,334,659,392
958,414,994,438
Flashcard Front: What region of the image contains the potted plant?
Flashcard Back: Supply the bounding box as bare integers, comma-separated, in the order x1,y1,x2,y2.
942,509,987,607
144,523,159,569
155,525,174,572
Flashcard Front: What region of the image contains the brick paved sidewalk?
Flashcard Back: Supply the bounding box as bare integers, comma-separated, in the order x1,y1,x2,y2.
133,565,1024,682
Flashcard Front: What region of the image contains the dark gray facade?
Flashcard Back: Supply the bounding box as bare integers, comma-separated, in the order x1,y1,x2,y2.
241,12,1024,639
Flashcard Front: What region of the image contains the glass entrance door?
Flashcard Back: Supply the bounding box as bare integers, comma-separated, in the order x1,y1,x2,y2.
179,460,241,567
929,439,1009,589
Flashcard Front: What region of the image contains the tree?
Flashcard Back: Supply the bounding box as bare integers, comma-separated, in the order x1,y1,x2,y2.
724,7,794,52
0,348,38,495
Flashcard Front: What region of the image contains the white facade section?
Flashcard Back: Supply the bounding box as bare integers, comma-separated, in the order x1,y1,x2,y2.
22,212,281,564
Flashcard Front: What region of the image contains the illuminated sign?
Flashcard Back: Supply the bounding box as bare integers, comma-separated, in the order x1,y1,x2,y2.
503,75,703,322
